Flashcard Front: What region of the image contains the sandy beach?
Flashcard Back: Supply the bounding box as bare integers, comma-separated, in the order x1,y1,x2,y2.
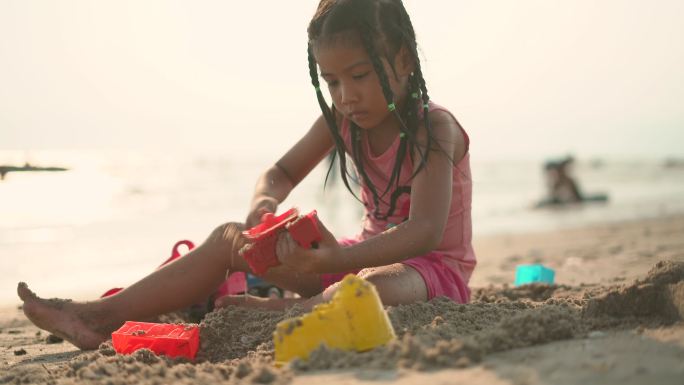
2,213,683,384
2,0,683,383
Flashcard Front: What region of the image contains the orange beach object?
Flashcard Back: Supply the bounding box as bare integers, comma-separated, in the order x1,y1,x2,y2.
111,321,200,360
241,208,322,275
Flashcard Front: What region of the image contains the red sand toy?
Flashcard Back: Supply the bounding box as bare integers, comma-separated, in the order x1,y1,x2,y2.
111,321,200,360
241,208,322,275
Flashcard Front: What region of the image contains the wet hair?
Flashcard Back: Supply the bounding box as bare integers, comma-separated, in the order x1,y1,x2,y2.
307,0,439,220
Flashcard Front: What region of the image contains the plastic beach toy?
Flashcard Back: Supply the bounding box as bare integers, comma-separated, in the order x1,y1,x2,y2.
514,264,555,286
158,240,196,267
273,274,396,365
241,208,322,275
111,321,200,360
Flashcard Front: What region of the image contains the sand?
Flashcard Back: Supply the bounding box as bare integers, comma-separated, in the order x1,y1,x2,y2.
2,214,684,384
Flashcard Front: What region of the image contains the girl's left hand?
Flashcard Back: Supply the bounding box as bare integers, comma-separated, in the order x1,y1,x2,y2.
275,216,342,274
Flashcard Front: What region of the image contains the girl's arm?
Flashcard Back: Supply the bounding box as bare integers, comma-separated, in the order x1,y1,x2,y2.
246,114,334,227
279,110,467,273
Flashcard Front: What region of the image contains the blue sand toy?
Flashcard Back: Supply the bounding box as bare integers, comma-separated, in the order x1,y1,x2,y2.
514,264,555,286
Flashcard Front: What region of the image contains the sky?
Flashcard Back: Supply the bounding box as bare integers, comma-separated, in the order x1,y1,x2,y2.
1,0,683,161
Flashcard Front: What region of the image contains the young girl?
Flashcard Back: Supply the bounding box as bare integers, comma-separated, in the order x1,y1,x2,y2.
17,0,476,350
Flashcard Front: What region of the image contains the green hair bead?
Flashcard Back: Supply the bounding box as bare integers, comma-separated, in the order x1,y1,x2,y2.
399,132,406,138
423,103,429,109
388,103,396,111
411,92,419,99
314,85,321,92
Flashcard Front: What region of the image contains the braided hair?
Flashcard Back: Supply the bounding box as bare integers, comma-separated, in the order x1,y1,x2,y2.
308,0,443,220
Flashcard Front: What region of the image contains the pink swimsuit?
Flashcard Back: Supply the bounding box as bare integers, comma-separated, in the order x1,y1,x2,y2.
320,101,476,303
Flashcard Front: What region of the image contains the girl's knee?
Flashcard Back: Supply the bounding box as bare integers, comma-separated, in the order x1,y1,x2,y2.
357,267,381,279
357,265,400,280
357,265,428,305
356,267,395,291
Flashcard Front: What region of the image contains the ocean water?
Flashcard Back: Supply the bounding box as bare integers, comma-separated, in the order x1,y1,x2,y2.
1,149,683,305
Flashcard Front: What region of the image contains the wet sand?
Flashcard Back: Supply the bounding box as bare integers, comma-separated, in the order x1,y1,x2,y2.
2,214,683,384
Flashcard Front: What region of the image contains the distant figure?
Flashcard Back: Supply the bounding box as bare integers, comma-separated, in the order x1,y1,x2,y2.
537,155,608,208
664,157,684,169
544,156,582,204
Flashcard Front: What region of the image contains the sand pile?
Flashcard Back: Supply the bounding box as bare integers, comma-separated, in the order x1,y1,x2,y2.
584,260,684,321
2,260,683,385
1,346,288,385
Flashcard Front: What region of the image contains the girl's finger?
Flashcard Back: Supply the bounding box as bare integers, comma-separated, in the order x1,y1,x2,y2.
275,232,289,264
257,206,274,218
314,215,337,244
285,232,298,255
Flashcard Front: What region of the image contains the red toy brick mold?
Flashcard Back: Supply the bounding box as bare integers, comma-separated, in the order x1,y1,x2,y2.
287,211,321,248
111,321,200,360
241,208,322,275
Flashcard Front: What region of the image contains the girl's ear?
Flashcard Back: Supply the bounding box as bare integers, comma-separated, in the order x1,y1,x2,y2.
395,45,415,77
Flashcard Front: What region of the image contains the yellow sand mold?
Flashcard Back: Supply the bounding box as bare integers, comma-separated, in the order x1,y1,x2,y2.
273,274,396,364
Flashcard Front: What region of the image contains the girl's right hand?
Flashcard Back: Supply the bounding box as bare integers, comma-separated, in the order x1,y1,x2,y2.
245,196,279,228
275,216,342,274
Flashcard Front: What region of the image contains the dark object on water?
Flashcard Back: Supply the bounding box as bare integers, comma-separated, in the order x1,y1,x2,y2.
535,155,609,208
535,193,609,208
664,157,684,169
0,162,68,180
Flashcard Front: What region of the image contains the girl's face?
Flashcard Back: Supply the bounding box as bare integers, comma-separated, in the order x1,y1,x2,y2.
314,39,411,130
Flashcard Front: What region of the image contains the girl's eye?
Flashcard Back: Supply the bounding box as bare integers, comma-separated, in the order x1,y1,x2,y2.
326,80,339,87
352,72,370,80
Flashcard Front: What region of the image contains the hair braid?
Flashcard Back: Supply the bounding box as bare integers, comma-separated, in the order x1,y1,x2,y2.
393,0,434,176
358,20,418,202
307,43,361,200
358,24,394,108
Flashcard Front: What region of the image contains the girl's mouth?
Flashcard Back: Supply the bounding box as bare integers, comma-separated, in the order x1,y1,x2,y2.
350,111,368,121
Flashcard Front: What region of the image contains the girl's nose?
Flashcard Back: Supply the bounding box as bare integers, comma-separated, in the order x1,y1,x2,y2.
339,83,359,105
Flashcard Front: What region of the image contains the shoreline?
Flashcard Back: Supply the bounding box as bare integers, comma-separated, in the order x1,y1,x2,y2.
2,214,683,384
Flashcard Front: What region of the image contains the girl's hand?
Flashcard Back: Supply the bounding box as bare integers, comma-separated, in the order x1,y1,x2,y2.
245,196,279,228
275,216,342,274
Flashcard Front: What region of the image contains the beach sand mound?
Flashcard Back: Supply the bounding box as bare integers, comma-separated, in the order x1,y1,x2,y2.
2,260,683,385
584,260,684,321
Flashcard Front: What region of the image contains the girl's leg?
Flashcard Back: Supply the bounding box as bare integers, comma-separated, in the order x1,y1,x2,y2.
17,222,322,349
356,264,428,305
316,263,428,306
215,263,428,312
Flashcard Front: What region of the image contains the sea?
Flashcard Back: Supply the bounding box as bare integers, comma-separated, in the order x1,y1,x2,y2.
1,149,683,305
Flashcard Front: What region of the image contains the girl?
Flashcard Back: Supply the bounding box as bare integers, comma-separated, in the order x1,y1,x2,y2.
17,0,475,350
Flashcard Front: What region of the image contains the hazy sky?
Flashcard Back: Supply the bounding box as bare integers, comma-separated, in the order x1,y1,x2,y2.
1,0,682,161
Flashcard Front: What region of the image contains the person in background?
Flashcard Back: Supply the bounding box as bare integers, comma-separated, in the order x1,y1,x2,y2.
543,155,583,204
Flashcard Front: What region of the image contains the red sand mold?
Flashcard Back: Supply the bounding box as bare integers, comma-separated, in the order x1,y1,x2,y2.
242,208,321,275
111,321,200,360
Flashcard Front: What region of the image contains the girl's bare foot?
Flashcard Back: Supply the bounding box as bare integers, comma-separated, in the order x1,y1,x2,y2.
17,282,113,350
